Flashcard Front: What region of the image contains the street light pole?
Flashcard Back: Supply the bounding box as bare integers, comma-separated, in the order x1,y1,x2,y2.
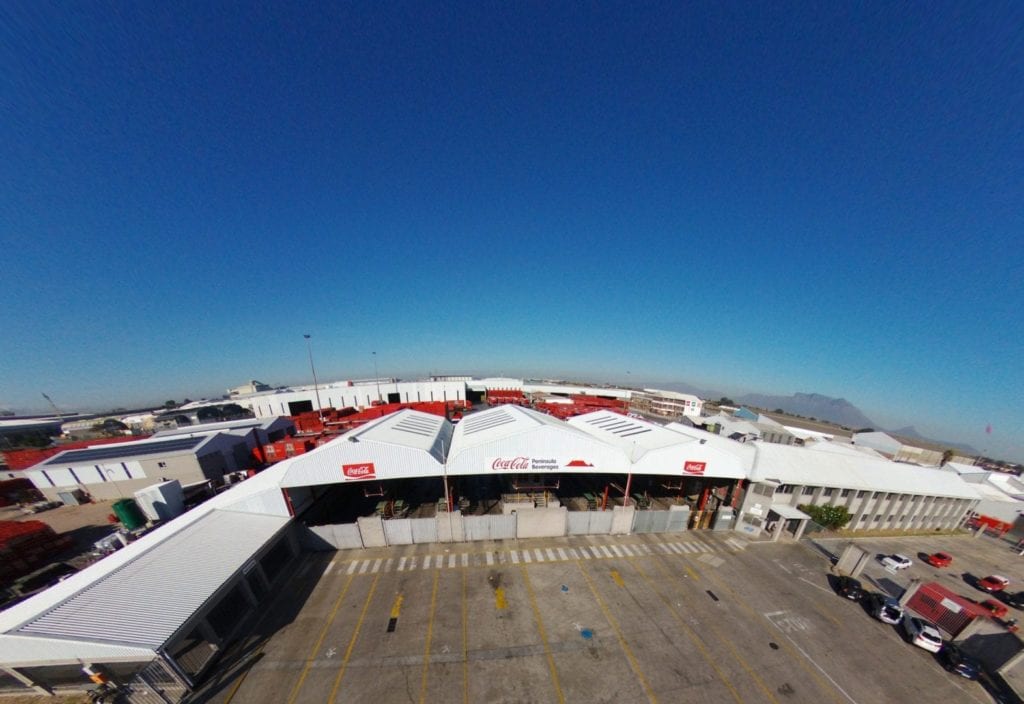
304,334,324,421
373,351,381,403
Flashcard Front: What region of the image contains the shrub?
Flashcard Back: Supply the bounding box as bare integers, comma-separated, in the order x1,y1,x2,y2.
798,504,852,530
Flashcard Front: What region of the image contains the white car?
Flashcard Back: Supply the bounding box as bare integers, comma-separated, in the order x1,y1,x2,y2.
901,614,943,653
881,554,913,570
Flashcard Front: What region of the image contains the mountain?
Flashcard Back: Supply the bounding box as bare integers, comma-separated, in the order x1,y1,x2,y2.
735,392,877,430
888,426,980,456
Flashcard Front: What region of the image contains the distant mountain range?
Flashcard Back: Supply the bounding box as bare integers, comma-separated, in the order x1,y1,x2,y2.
654,384,979,456
735,392,876,430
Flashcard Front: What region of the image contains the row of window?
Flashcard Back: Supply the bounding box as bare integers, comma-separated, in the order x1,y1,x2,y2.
776,485,958,503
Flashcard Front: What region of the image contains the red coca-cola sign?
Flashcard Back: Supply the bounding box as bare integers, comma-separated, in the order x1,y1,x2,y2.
492,457,530,470
683,461,706,476
342,462,376,480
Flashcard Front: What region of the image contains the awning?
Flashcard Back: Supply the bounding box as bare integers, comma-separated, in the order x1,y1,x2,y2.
770,503,812,520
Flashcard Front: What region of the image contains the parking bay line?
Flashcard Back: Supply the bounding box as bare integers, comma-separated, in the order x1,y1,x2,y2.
328,573,381,703
577,561,658,704
284,573,355,704
519,564,566,704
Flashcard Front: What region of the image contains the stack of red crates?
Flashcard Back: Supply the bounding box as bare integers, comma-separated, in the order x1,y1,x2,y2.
0,520,72,585
486,389,527,405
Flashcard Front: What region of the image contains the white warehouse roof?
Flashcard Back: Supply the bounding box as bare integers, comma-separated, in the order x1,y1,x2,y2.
752,442,982,500
569,412,750,479
280,409,451,487
446,406,631,476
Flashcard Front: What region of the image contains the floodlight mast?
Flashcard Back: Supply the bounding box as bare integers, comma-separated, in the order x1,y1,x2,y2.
303,335,324,422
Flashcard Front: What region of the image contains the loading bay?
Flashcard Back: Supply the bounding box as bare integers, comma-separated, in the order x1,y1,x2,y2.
194,532,1013,704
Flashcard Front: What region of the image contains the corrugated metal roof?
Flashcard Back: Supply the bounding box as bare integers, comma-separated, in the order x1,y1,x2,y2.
40,436,204,466
752,442,982,499
0,634,155,667
12,510,290,649
349,409,451,455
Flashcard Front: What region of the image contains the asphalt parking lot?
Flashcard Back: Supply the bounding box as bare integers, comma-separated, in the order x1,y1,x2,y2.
195,531,1014,704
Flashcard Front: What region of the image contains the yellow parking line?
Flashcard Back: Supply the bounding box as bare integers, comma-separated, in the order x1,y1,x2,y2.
641,558,774,704
328,572,380,703
494,586,508,609
462,568,469,704
418,570,440,704
577,562,658,704
390,592,404,619
519,565,566,704
610,569,625,588
284,574,354,704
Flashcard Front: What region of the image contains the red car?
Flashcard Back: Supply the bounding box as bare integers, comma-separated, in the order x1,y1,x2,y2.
926,552,953,568
978,575,1010,593
981,599,1009,619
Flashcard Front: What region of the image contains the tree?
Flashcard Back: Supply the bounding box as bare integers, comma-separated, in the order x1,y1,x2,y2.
164,400,177,409
941,449,954,467
718,397,735,406
798,504,853,530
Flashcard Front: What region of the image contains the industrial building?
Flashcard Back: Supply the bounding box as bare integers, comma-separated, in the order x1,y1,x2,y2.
628,389,704,419
0,404,996,699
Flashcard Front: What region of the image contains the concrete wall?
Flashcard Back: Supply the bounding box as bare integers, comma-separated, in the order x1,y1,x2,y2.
436,511,465,542
515,507,568,539
357,515,387,547
611,505,635,534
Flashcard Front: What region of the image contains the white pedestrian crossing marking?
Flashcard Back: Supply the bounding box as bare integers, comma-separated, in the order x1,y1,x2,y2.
610,545,624,557
486,552,494,566
545,548,557,561
522,550,532,563
448,554,456,568
640,544,652,554
371,558,382,573
347,561,359,575
510,550,520,564
568,548,579,559
534,548,545,562
557,548,568,561
600,546,614,558
658,543,672,553
358,560,370,574
324,560,336,575
397,557,407,572
409,557,418,570
385,558,394,572
620,545,635,556
461,553,469,567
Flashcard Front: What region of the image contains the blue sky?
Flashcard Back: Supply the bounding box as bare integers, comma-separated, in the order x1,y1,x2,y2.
1,3,1021,461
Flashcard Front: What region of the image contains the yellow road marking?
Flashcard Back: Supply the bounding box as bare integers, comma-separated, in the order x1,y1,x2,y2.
462,568,469,704
284,574,354,704
328,572,380,703
642,558,775,704
520,565,566,704
494,586,508,609
685,564,699,581
577,562,658,704
418,570,440,704
222,649,262,704
390,592,404,619
610,569,625,587
677,556,848,704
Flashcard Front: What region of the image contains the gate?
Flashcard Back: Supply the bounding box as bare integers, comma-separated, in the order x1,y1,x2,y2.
122,659,189,704
383,519,414,545
633,510,671,534
567,511,613,535
410,518,438,544
463,514,517,541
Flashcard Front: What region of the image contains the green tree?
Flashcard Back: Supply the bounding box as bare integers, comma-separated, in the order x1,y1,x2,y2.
798,504,853,530
164,400,177,409
718,397,735,406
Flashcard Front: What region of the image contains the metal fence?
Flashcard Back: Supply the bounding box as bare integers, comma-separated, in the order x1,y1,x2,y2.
122,659,189,704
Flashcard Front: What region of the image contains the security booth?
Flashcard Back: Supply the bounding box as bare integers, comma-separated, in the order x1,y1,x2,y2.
765,503,813,541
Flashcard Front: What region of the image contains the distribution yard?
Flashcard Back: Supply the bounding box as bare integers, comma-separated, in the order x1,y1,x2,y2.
191,532,1014,704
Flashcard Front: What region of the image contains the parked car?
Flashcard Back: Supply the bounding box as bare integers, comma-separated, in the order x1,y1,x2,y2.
880,554,913,570
940,643,982,680
981,599,1009,619
869,593,905,625
836,576,864,601
925,552,953,568
1006,591,1024,609
901,614,944,653
978,575,1010,593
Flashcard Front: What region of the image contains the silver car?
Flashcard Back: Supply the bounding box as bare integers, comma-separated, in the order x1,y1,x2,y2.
872,594,904,624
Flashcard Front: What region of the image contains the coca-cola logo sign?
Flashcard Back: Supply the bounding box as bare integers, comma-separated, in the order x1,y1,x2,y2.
488,457,594,471
683,461,706,476
342,462,376,480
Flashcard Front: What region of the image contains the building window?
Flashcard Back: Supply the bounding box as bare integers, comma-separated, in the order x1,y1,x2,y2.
802,486,815,496
856,490,867,499
885,493,894,500
872,492,881,499
887,515,894,522
823,488,834,497
874,514,882,521
840,489,851,497
777,485,793,494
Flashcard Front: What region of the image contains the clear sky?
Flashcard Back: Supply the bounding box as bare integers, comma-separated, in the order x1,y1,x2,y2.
1,4,1021,461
